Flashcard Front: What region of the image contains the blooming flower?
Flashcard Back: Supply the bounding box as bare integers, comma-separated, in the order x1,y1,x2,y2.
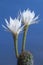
2,17,24,35
20,9,39,25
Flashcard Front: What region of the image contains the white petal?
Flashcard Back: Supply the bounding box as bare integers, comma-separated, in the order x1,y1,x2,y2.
5,19,9,25
10,17,14,24
30,20,39,25
32,11,35,18
33,15,39,21
2,25,7,30
2,24,10,31
10,17,13,21
17,25,25,34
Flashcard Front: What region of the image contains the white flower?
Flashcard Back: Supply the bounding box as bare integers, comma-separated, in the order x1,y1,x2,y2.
2,17,24,35
20,9,39,25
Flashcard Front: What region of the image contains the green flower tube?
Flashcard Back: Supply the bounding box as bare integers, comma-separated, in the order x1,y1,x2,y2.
22,25,28,52
13,34,19,58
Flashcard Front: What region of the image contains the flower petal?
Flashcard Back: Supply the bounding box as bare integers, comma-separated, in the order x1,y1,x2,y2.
5,19,9,25
17,25,25,34
2,24,7,30
33,15,39,21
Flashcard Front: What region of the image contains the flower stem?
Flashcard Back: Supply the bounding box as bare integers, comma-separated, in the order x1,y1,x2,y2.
13,34,19,58
22,25,28,52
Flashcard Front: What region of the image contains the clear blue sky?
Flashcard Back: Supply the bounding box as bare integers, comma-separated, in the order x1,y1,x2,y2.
0,0,43,65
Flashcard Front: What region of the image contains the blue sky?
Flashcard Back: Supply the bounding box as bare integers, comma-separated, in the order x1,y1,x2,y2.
0,0,43,65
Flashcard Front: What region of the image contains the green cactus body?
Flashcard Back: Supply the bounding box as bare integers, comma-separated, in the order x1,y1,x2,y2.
17,51,33,65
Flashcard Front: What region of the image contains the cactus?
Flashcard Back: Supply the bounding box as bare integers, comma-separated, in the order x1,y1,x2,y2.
17,51,33,65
